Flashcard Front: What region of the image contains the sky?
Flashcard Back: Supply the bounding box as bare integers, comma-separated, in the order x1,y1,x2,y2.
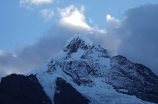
0,0,158,77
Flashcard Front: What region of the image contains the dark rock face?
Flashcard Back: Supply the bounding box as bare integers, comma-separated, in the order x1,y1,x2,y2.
0,74,51,104
54,77,90,104
109,55,158,103
63,36,90,53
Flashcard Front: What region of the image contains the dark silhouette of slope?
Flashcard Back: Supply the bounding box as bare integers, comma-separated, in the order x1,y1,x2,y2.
54,77,89,104
0,74,51,104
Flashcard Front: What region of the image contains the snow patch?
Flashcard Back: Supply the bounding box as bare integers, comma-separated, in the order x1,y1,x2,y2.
73,77,154,104
27,64,48,75
48,50,67,63
36,73,56,104
118,89,128,92
71,48,85,59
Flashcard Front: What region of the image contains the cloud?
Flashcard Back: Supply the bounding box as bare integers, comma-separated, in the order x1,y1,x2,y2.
20,0,29,4
89,18,92,23
92,26,107,34
106,14,120,24
106,14,120,28
0,5,108,77
20,0,53,5
0,23,88,77
58,5,92,31
1,4,158,78
40,9,54,22
19,0,53,10
116,4,158,75
92,4,158,75
108,8,112,11
0,50,5,56
0,33,67,77
30,0,53,5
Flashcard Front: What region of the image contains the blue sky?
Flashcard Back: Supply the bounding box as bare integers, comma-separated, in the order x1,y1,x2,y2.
1,0,158,50
0,0,158,76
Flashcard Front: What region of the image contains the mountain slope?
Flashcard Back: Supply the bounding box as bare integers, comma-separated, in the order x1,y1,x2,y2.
28,34,158,104
109,55,158,103
0,74,52,104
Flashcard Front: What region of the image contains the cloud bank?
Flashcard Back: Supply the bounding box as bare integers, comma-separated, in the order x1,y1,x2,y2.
92,4,158,75
0,5,93,77
0,4,158,77
117,4,158,75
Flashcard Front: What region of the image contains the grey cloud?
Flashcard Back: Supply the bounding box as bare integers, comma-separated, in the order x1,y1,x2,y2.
1,4,158,77
92,4,158,75
0,24,82,77
117,4,158,75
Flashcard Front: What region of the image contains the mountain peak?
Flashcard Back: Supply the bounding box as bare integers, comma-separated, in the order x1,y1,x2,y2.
65,34,93,47
63,34,93,53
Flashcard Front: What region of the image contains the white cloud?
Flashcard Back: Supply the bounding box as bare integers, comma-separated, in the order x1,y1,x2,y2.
30,0,53,5
26,5,34,10
58,5,92,31
89,18,92,23
56,0,60,4
0,50,5,56
57,5,108,34
106,14,120,28
106,14,120,23
40,9,54,22
108,8,112,11
13,54,18,57
20,0,29,4
80,5,85,13
58,5,74,17
19,0,53,10
20,0,53,5
93,26,107,34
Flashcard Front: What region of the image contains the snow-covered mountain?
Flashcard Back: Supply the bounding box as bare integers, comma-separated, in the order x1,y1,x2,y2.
27,34,158,104
0,34,157,104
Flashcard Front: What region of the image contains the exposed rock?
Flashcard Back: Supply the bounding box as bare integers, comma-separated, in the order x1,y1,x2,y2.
0,74,51,104
109,55,158,103
54,77,90,104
